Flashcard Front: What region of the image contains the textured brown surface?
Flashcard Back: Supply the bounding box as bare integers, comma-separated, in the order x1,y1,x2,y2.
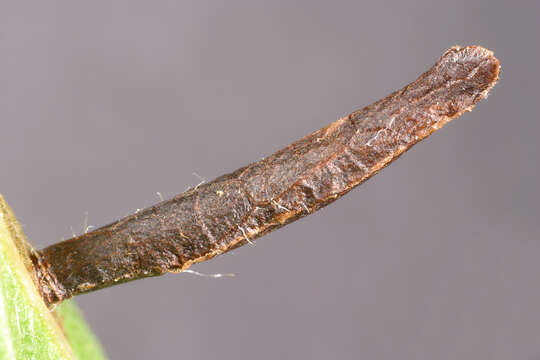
37,46,499,305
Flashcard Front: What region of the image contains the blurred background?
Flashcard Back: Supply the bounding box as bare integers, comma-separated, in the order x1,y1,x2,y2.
1,1,539,359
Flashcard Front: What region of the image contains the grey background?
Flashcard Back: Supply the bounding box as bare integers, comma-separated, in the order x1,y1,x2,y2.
1,0,539,359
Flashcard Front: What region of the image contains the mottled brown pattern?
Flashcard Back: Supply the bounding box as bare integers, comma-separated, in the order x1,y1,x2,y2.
37,46,499,305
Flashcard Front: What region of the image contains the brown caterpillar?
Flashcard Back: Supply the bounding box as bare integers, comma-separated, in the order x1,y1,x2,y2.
35,46,500,306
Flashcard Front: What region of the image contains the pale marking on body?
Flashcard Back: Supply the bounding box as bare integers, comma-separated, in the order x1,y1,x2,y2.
76,282,96,292
366,129,387,147
272,200,290,212
388,116,396,129
244,226,256,237
239,226,254,245
366,116,397,147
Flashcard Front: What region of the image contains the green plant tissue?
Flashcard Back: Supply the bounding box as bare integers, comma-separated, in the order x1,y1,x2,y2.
0,194,107,360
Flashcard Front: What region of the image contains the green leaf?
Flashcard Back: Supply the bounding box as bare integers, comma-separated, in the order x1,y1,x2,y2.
55,301,106,360
0,194,107,359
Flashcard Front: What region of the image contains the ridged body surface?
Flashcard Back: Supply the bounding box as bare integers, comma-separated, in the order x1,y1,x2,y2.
37,46,500,305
